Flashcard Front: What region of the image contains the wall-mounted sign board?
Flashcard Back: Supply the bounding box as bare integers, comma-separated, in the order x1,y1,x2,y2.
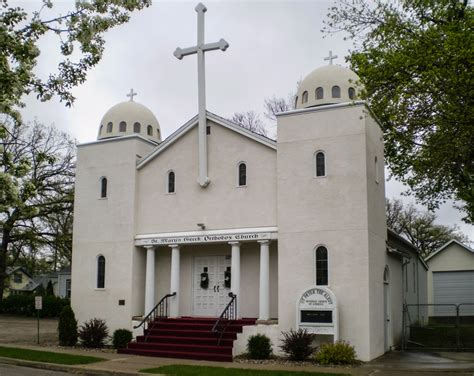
297,286,338,340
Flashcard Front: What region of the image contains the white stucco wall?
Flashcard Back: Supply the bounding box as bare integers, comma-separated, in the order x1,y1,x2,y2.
136,120,277,234
276,103,387,361
71,137,155,331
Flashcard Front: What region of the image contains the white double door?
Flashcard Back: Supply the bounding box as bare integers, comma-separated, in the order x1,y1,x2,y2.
193,255,232,317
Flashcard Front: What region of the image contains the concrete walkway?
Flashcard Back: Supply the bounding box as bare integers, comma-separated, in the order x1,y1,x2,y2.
0,343,473,376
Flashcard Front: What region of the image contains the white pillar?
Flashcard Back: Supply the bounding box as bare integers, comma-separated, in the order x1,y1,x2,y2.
258,240,270,321
169,244,180,317
144,246,156,315
229,241,241,318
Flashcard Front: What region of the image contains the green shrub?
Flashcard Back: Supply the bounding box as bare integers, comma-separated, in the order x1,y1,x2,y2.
314,341,357,365
0,295,69,317
279,329,316,361
246,334,272,359
112,329,133,349
35,284,46,296
58,306,78,346
79,319,109,348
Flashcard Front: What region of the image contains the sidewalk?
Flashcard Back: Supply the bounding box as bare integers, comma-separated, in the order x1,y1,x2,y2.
0,343,473,376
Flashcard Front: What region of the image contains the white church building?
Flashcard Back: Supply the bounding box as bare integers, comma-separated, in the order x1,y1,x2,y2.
71,3,427,362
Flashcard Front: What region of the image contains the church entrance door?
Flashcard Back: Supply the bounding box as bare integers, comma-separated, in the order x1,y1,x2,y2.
193,255,232,316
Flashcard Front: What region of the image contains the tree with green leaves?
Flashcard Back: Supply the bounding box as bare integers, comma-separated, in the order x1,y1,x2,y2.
324,0,474,223
1,0,151,125
0,121,75,301
386,198,469,258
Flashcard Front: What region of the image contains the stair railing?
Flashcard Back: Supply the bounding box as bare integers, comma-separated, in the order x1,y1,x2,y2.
134,292,176,342
212,292,237,345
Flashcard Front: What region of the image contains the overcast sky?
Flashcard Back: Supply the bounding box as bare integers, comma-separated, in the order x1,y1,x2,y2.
17,0,473,241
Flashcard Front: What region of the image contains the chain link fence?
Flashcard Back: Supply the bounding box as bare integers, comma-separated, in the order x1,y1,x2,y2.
402,303,474,351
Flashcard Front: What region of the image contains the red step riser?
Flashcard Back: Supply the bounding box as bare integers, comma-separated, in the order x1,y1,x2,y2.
152,323,243,332
155,318,256,326
137,336,233,346
119,348,232,362
127,342,232,355
146,329,237,339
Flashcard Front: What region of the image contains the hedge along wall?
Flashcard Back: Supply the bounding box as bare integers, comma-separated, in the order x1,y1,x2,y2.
0,295,70,318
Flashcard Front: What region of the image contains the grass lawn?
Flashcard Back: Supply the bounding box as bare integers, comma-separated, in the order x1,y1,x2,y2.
0,346,105,365
140,365,348,376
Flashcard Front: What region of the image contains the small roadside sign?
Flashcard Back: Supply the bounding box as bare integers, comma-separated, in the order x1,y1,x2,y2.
35,296,43,310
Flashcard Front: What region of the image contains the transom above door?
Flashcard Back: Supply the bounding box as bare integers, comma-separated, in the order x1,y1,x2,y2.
193,255,232,316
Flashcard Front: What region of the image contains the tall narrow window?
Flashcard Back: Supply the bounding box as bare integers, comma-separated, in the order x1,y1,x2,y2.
332,85,341,98
119,121,127,132
107,122,113,133
316,246,328,286
238,162,247,186
375,156,379,183
294,96,298,108
134,122,141,133
168,171,175,193
147,125,153,136
99,125,103,135
100,177,107,198
302,91,308,104
316,87,324,99
97,256,105,289
315,152,326,177
348,87,356,99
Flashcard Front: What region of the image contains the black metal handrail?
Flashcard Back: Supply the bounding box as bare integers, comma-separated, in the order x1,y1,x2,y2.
212,292,237,345
134,292,176,341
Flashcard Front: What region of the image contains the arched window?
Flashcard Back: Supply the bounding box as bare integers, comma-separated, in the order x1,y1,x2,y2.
316,87,324,100
332,85,341,98
119,121,126,132
100,177,107,198
133,122,141,133
302,91,308,104
147,125,153,136
157,128,160,139
348,87,356,99
316,246,328,286
97,255,105,288
384,265,390,284
375,156,379,183
238,162,247,186
168,171,175,193
99,125,103,135
315,151,326,177
294,96,298,108
106,122,113,133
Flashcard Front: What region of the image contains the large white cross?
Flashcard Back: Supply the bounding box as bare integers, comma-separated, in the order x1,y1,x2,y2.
174,3,229,188
126,88,137,101
324,50,338,65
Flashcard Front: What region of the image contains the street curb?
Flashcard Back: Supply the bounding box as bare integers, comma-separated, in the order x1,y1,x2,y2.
0,357,154,376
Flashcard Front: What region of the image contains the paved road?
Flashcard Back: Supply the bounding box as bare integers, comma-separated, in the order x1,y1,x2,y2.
0,364,71,375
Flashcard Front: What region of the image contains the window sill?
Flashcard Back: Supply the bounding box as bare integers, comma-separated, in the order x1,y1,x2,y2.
166,192,176,195
98,197,108,200
94,288,106,291
313,175,327,179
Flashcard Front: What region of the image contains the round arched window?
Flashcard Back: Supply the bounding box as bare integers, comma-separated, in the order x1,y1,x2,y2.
133,122,141,133
119,121,127,132
302,91,308,104
348,87,356,99
147,125,153,136
332,86,341,98
106,122,113,133
316,87,324,100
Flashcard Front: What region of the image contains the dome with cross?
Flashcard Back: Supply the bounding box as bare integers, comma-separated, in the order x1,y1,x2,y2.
295,52,362,110
97,89,161,143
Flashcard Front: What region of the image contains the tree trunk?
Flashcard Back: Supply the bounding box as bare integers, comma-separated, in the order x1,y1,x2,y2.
0,228,11,303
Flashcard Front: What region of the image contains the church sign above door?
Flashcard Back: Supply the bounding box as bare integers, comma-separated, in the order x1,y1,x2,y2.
135,230,276,246
297,286,339,340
